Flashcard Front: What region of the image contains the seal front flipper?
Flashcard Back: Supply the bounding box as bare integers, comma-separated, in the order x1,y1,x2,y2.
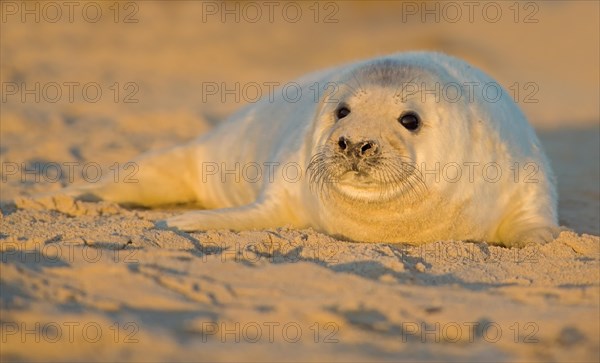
496,224,561,247
162,199,304,232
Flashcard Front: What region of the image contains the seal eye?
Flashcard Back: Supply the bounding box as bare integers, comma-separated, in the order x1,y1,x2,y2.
335,106,351,120
398,112,420,131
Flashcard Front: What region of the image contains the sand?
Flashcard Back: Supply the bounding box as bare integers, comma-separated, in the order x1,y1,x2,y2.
1,1,598,362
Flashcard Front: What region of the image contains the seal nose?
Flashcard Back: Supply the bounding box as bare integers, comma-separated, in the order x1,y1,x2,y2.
338,137,379,158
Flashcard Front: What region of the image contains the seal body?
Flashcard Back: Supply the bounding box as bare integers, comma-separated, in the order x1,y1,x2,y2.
72,52,558,246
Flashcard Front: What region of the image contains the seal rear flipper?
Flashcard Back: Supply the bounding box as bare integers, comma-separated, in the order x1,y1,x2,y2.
36,143,201,208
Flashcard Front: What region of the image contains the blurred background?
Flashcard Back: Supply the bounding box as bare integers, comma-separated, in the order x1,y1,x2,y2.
1,0,599,233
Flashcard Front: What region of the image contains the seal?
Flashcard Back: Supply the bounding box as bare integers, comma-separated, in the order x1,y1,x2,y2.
65,51,559,246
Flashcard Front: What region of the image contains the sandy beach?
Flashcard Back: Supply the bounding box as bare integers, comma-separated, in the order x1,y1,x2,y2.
1,1,598,361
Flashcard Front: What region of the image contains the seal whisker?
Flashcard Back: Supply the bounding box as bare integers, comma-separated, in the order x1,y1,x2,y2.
377,157,425,200
379,159,413,198
308,145,429,201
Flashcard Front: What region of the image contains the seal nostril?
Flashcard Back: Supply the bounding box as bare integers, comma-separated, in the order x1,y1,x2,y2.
338,137,348,151
361,143,372,154
359,141,378,156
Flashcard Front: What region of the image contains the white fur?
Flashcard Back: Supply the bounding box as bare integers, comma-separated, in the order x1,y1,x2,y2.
64,52,558,247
